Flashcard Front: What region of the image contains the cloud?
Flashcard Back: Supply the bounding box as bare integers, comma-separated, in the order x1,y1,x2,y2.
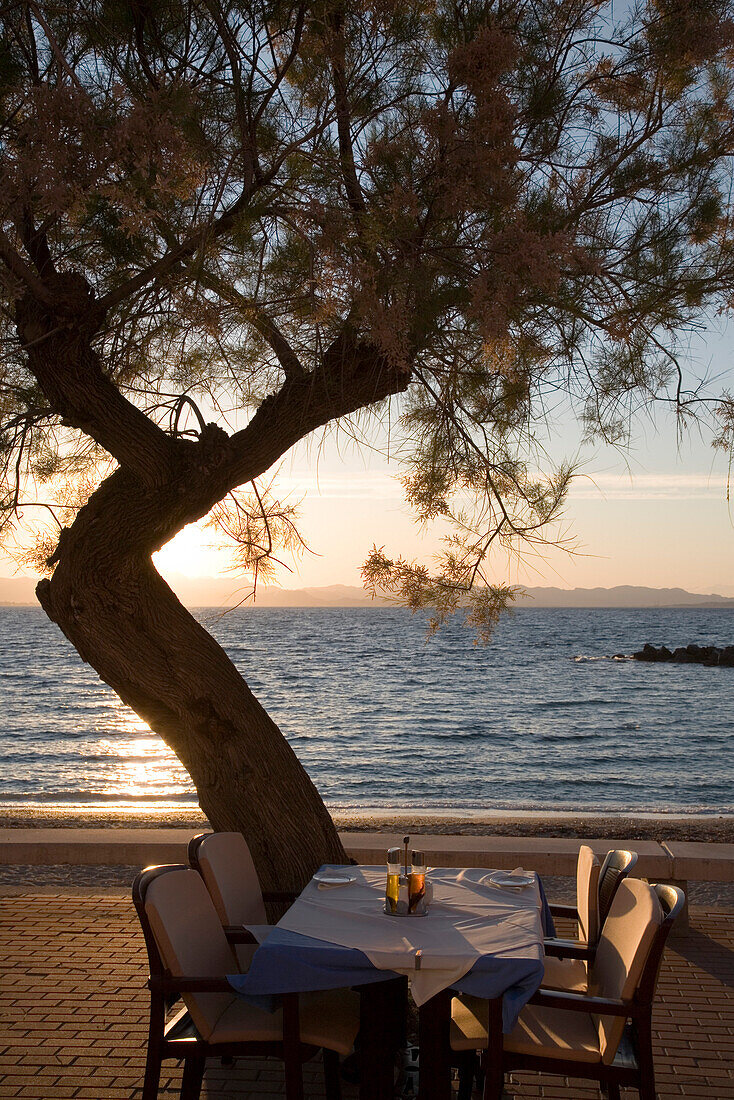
278,470,403,501
279,468,731,503
569,472,730,501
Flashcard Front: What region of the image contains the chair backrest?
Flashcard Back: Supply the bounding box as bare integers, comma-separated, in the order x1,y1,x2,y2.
576,845,601,944
133,863,238,1041
189,831,268,927
598,849,638,927
637,883,685,1002
590,878,684,1063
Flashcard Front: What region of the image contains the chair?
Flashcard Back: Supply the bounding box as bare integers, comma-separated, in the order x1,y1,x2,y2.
598,849,639,924
450,879,685,1100
133,864,360,1100
543,848,639,993
548,844,602,943
188,831,297,969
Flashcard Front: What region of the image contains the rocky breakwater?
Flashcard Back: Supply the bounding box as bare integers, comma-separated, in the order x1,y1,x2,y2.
631,643,734,667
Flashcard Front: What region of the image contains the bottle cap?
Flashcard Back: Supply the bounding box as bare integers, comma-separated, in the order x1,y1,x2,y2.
387,847,401,864
411,850,425,867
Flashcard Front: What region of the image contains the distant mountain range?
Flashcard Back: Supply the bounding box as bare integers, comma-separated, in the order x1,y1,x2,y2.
513,585,734,608
2,575,733,608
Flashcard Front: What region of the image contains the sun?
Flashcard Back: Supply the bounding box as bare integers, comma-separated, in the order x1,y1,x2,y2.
153,522,231,579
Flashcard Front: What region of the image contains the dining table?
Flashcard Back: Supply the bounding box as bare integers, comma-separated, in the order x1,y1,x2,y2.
228,864,554,1100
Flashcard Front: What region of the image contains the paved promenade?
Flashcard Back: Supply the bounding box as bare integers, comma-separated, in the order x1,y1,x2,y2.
0,891,732,1099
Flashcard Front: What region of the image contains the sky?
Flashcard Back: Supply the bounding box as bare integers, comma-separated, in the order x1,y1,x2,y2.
148,425,734,596
0,0,732,602
3,322,734,598
151,316,734,598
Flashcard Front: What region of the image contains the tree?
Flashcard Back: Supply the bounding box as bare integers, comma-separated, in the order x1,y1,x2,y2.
1,0,733,890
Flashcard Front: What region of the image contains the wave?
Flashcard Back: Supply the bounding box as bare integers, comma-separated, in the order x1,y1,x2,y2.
574,654,632,662
0,790,198,803
535,698,616,709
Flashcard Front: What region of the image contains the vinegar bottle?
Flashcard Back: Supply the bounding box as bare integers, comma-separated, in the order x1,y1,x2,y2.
409,850,426,914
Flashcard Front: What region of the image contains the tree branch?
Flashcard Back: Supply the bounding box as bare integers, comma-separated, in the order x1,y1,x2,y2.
224,329,410,490
15,275,177,484
197,269,307,380
97,190,255,313
0,230,55,305
202,0,257,189
20,207,55,278
328,11,366,225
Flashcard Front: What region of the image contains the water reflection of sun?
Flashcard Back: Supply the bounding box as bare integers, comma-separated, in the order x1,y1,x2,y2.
98,701,194,802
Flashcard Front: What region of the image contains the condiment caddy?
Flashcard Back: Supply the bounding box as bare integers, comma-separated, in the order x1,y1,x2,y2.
384,836,429,916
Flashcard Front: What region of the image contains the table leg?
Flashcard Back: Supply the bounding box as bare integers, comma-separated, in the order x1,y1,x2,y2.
418,989,452,1100
357,979,401,1100
419,993,505,1100
483,996,505,1100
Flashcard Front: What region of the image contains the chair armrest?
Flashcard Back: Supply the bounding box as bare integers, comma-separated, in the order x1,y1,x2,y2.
224,925,259,944
544,937,595,960
149,975,233,993
529,988,642,1017
262,890,298,904
549,903,579,919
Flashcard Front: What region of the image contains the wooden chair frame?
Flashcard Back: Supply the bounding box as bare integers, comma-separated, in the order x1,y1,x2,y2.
133,864,341,1100
457,883,683,1100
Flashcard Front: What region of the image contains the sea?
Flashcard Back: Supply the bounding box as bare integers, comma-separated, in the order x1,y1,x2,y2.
1,605,732,816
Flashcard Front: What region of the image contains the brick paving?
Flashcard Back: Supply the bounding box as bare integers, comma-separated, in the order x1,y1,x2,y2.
0,892,731,1099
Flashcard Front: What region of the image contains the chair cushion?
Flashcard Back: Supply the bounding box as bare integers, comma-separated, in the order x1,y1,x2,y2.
541,954,588,993
450,994,492,1052
506,1003,601,1063
299,989,361,1056
576,845,601,944
590,877,663,1063
206,996,285,1045
197,832,268,926
144,868,239,1041
450,994,601,1064
210,988,360,1055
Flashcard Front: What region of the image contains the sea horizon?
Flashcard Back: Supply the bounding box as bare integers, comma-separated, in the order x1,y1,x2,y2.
3,577,734,609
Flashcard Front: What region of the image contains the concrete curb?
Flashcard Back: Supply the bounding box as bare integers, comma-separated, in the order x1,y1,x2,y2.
1,828,732,882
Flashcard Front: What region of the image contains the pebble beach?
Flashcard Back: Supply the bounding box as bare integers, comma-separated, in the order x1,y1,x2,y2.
2,806,732,907
2,805,733,841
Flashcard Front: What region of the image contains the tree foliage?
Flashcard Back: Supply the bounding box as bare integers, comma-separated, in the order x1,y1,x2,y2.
1,0,733,630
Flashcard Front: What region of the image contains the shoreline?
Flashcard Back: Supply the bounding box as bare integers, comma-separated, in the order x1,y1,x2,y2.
2,805,734,843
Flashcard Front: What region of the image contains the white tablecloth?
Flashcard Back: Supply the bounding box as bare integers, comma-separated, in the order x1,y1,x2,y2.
277,866,544,1005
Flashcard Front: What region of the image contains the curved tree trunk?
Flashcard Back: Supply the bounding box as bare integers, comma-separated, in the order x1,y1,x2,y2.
38,554,346,892
15,275,410,892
